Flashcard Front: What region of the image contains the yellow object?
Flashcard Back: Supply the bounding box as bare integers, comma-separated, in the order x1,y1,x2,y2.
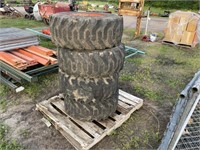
180,31,196,45
82,1,88,5
163,11,200,48
187,18,198,32
118,0,145,38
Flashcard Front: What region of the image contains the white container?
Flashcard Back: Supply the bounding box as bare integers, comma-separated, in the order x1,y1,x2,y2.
33,2,42,21
150,33,157,42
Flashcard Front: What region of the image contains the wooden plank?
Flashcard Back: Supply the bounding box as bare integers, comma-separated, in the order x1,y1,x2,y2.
47,104,93,143
51,100,104,137
41,117,51,127
97,118,116,129
110,113,123,121
118,99,134,109
119,10,140,16
117,103,130,114
36,104,83,150
119,89,142,104
36,90,144,150
119,95,137,106
118,95,138,106
36,102,93,148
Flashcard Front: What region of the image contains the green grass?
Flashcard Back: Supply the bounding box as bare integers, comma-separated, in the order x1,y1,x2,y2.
120,42,200,106
0,17,45,28
0,84,9,97
24,73,58,99
39,38,56,49
0,99,8,112
0,124,22,150
111,111,160,149
0,7,200,150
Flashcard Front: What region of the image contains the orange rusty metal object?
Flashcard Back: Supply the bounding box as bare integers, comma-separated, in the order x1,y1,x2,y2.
16,49,50,66
10,51,38,67
38,2,71,20
24,48,57,64
26,45,53,56
0,52,27,70
24,48,58,64
42,28,51,35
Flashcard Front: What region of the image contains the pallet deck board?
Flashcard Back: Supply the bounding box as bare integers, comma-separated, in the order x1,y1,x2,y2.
162,41,193,49
36,90,143,150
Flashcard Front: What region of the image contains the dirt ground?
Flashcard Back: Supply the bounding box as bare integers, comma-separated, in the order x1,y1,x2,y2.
0,13,199,150
0,42,179,150
0,75,168,150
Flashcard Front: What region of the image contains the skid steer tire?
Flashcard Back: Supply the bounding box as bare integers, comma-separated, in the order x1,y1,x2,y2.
59,70,119,103
50,12,123,50
58,45,125,77
64,93,118,121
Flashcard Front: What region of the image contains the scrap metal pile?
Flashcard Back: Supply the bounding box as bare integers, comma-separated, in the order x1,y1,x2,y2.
0,4,22,17
0,28,58,92
0,28,39,51
158,70,200,150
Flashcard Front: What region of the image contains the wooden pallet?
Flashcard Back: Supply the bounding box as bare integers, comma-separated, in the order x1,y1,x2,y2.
162,41,194,49
36,89,143,150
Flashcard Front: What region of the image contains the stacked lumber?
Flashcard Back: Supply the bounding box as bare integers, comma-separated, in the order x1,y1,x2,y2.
163,11,200,48
0,46,57,70
0,28,39,51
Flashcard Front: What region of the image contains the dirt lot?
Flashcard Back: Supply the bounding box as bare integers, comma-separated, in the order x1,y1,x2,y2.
0,15,200,150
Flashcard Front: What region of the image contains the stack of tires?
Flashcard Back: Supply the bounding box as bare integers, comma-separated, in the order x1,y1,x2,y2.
50,12,125,121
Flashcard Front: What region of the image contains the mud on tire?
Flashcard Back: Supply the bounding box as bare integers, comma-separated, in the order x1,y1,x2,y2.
58,45,125,77
59,70,119,103
50,12,123,50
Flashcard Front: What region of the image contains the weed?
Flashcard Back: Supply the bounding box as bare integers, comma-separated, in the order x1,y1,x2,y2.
24,73,58,99
0,84,9,98
0,124,22,150
0,99,7,112
130,136,140,149
39,38,56,49
120,75,135,81
110,130,118,136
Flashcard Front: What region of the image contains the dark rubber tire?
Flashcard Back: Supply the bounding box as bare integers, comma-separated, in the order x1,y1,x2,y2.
58,45,125,77
59,70,119,103
64,93,118,121
50,12,123,50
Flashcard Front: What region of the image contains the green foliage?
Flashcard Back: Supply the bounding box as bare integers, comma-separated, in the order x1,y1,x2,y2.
39,38,56,49
0,99,8,112
24,73,58,99
143,0,198,10
87,0,199,10
0,124,22,150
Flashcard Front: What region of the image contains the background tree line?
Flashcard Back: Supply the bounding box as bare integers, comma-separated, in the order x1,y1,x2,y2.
85,0,199,10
